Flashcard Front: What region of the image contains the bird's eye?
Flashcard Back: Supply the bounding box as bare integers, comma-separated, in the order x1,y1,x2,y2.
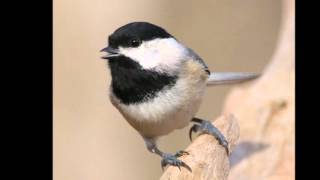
130,39,141,47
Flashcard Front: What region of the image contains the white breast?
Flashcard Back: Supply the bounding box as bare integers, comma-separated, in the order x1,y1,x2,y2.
110,60,209,138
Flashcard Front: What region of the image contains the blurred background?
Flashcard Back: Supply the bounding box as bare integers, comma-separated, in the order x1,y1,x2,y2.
53,0,281,179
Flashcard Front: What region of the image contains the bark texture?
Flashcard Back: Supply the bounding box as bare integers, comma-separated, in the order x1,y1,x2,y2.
161,0,294,179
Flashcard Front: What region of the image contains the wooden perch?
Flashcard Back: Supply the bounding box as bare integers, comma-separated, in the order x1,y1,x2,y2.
160,115,240,180
161,0,294,179
225,0,294,179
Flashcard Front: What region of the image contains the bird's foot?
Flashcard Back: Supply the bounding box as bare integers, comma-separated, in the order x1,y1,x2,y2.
161,150,191,171
189,118,229,154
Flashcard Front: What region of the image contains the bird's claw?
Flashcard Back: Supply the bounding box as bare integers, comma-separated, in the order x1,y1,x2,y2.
161,152,191,171
189,125,199,141
220,139,229,155
175,150,189,157
189,119,230,155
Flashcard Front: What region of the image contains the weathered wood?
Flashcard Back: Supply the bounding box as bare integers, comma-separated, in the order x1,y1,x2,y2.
225,0,294,179
160,0,294,179
160,115,240,180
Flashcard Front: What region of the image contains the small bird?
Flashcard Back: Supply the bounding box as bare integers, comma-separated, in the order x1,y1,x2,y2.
101,22,259,170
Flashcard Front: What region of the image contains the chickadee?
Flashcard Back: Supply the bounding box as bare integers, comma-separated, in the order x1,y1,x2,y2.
101,22,258,170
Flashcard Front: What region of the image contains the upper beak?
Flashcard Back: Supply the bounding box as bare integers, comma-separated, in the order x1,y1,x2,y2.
100,46,120,59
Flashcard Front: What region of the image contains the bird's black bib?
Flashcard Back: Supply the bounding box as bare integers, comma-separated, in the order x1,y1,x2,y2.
108,56,177,105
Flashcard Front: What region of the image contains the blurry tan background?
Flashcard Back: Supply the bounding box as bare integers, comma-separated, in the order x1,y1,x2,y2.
53,0,281,179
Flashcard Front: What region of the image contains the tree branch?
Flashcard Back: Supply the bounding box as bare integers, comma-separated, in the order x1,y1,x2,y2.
161,0,293,179
160,115,240,180
225,0,294,179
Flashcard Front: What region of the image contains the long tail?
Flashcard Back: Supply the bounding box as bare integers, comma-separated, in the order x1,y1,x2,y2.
207,72,260,86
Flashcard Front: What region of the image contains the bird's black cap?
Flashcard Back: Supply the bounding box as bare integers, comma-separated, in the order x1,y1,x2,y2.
102,22,178,104
107,22,173,49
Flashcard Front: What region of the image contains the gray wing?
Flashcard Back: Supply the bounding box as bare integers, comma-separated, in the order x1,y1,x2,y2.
186,47,260,85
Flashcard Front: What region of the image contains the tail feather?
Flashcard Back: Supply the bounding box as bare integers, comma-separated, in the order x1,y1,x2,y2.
207,72,260,86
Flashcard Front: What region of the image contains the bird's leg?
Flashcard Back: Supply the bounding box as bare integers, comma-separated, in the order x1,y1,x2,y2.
143,137,191,171
189,117,229,154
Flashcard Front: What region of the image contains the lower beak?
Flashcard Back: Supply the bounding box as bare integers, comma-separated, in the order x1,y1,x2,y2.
100,46,120,59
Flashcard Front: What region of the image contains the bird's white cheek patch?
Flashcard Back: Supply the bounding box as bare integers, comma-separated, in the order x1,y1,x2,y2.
119,38,187,72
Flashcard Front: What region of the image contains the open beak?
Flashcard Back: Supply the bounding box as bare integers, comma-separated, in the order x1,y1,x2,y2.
100,46,120,59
